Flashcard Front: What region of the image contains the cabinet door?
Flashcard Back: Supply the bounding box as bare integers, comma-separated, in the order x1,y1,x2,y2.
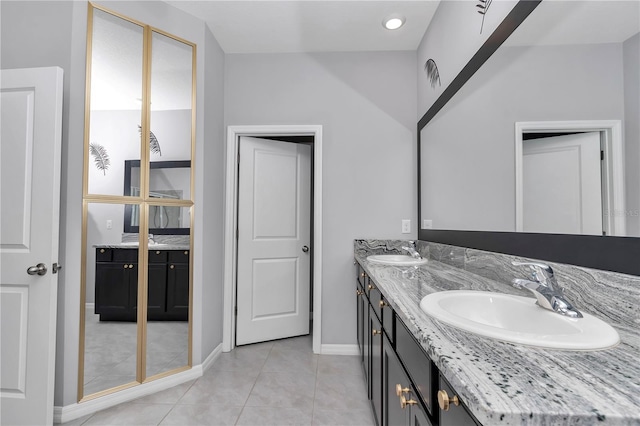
383,336,409,426
166,262,189,320
409,400,433,426
363,291,371,398
371,305,383,426
438,375,478,426
357,281,365,363
95,262,136,321
147,263,167,320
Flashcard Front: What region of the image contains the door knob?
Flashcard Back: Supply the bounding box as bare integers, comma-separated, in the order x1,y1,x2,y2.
27,263,47,276
302,245,309,253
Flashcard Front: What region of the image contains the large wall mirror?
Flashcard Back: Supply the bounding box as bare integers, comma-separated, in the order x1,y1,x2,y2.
80,3,195,401
418,0,640,275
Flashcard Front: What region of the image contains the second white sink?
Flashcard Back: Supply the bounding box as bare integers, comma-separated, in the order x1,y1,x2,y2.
420,291,620,350
367,255,428,266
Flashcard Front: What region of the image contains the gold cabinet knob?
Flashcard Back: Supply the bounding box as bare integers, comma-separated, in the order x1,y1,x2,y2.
437,390,459,411
184,251,188,255
396,384,410,397
123,264,128,269
372,329,381,336
368,284,375,291
356,289,364,296
400,395,418,409
360,272,366,278
379,300,388,308
129,264,134,269
170,264,175,269
155,250,161,255
100,249,105,253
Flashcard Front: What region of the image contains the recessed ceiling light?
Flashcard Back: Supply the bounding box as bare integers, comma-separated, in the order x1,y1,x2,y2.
383,15,405,30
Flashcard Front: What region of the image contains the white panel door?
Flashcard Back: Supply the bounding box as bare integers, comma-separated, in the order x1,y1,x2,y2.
523,132,602,235
236,136,311,345
1,67,63,426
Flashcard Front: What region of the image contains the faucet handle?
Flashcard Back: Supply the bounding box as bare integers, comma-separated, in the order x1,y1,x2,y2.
512,261,554,279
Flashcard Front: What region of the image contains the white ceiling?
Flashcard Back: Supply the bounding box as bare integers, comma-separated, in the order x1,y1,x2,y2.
166,0,441,53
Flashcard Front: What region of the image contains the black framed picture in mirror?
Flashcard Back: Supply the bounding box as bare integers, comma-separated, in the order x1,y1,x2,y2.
123,160,191,235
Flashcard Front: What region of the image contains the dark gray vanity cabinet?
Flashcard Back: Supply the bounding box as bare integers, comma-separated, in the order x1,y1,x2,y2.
96,248,138,321
357,263,478,426
96,248,189,321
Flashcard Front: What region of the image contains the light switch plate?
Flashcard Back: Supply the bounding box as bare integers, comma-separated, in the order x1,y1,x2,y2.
106,219,113,230
401,219,411,234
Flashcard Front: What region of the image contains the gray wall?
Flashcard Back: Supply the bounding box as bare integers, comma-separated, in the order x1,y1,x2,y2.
421,42,625,232
624,33,640,237
225,52,417,344
200,24,226,362
1,0,226,407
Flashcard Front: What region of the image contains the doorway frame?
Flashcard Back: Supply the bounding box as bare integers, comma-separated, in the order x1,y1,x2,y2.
223,125,323,354
515,120,625,236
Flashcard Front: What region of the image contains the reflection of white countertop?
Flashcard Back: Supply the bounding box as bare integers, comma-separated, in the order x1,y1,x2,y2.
93,243,189,250
355,239,640,426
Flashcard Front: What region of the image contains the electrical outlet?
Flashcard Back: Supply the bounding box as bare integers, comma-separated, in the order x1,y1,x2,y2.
106,220,113,230
401,219,411,234
423,219,433,229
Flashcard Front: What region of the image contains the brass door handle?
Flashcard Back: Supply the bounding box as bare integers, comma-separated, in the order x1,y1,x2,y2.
400,395,418,409
396,384,410,397
437,390,459,411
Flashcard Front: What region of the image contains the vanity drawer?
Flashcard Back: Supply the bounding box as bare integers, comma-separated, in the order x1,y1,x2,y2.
369,284,382,322
96,248,112,262
113,248,138,263
149,249,168,263
396,316,433,415
168,250,189,264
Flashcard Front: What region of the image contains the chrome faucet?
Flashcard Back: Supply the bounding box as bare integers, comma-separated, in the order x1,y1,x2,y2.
511,261,583,318
401,241,422,259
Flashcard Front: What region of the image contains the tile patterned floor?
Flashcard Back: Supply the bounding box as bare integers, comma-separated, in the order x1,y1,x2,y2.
63,335,374,426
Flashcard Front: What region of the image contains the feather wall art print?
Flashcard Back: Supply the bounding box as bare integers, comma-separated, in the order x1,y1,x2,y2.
138,125,162,156
476,0,493,34
424,59,441,89
89,143,110,176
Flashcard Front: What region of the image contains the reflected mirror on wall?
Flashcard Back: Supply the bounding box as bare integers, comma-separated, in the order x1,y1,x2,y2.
419,0,639,237
81,3,195,401
124,160,191,235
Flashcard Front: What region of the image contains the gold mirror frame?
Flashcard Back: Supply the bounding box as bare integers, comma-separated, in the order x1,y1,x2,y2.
78,2,196,402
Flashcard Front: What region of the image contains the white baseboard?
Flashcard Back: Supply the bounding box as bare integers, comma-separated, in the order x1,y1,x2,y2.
320,344,359,355
53,343,223,424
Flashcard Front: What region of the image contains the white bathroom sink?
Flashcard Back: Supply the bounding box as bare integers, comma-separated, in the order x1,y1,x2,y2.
118,241,168,247
367,255,429,266
420,291,620,350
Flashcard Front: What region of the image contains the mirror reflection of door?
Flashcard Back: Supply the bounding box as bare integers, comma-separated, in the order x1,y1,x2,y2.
522,132,603,235
80,3,195,401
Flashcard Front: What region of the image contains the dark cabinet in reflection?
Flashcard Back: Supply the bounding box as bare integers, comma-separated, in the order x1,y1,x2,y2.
95,247,188,321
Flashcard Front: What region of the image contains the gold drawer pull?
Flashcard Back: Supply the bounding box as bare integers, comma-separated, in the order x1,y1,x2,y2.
396,384,410,397
129,264,134,269
100,249,105,254
184,251,188,255
170,265,175,269
156,250,161,255
360,272,366,278
400,395,418,409
356,289,364,296
379,300,387,308
372,329,381,336
437,390,459,411
123,264,128,269
368,284,375,291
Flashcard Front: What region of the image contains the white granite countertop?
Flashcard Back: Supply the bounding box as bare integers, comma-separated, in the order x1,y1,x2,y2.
355,243,640,425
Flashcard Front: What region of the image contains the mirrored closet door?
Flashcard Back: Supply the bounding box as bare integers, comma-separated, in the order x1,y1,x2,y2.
79,3,195,401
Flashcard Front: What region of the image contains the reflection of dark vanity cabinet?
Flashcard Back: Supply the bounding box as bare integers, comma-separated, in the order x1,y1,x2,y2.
95,248,138,321
95,248,189,321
